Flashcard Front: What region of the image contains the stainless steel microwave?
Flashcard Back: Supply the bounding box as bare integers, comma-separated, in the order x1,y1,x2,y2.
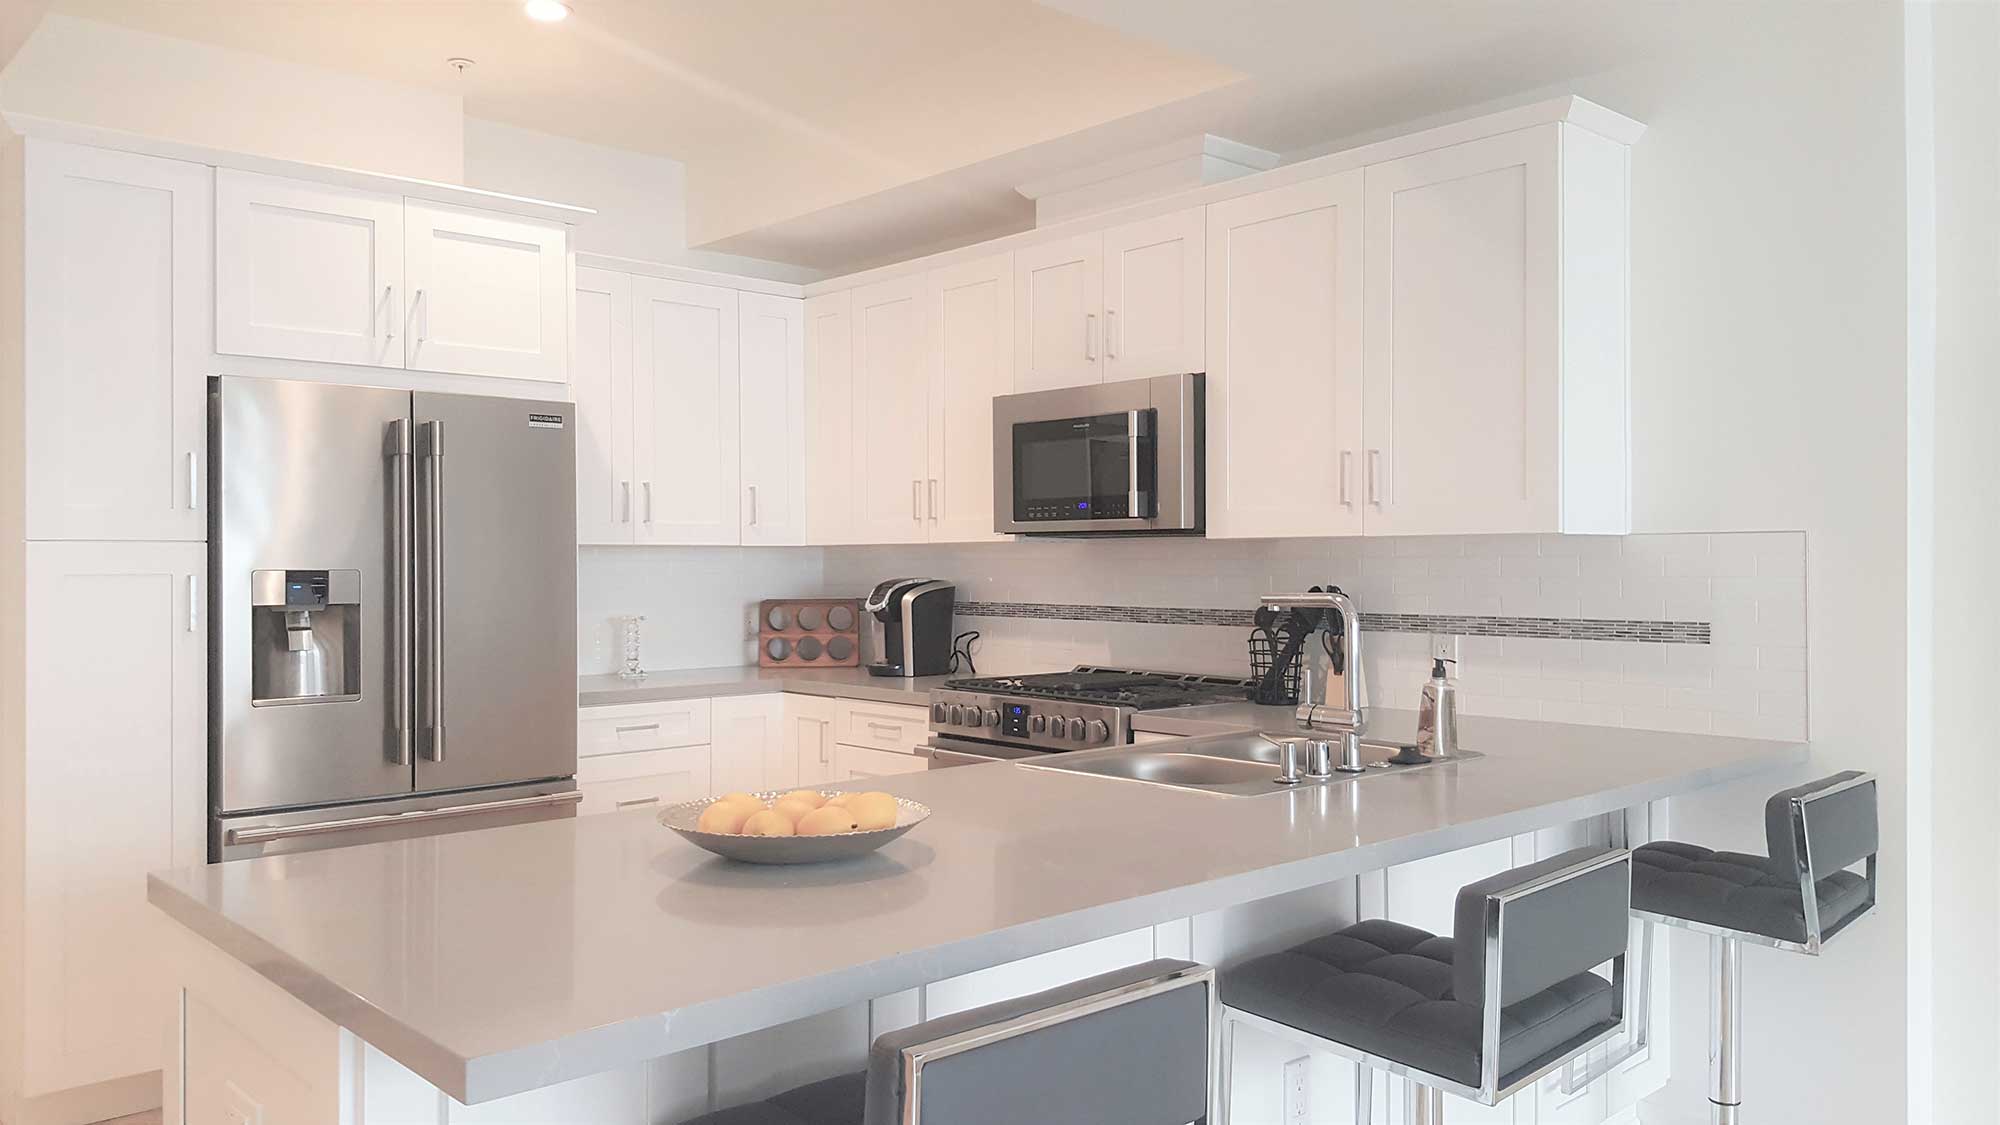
992,372,1204,536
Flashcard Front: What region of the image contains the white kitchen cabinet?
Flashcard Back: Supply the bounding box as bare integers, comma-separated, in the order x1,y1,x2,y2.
788,695,842,787
631,277,741,545
803,291,857,545
20,540,206,1096
1361,124,1630,536
834,699,931,755
1100,208,1205,382
577,699,711,759
1012,230,1103,392
215,168,404,369
1204,172,1364,539
573,267,634,545
738,293,808,545
24,142,212,542
848,275,931,544
832,744,929,780
924,252,1013,542
712,694,792,793
402,201,568,383
575,745,711,816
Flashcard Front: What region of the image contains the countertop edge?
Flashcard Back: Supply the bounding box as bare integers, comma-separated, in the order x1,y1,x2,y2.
578,670,942,708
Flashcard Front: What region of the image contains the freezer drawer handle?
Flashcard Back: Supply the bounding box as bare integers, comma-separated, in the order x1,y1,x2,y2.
223,791,583,846
418,419,447,762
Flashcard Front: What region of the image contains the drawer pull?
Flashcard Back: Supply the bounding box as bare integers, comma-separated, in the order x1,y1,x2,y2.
615,796,661,809
865,721,902,734
615,723,662,735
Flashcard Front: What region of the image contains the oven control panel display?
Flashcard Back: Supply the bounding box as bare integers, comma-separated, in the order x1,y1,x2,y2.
1002,703,1032,738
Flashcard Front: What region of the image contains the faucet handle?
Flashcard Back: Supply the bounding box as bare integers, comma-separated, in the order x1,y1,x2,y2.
1265,735,1309,785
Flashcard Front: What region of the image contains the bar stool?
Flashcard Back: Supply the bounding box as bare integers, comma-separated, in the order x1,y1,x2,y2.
681,958,1214,1125
1217,847,1632,1124
1630,770,1878,1124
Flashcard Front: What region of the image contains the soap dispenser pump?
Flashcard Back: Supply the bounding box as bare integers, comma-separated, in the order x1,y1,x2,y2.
1415,657,1459,757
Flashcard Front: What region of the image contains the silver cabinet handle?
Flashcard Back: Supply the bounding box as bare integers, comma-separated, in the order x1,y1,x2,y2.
620,480,632,524
415,288,428,346
614,723,661,735
866,721,902,734
386,419,413,767
418,419,446,763
912,479,921,521
186,575,198,633
1084,312,1097,361
641,481,654,524
615,796,661,810
819,725,831,764
927,478,938,521
748,484,758,526
383,285,396,341
223,791,582,846
1106,307,1119,358
1338,450,1352,506
1367,449,1382,506
186,450,199,510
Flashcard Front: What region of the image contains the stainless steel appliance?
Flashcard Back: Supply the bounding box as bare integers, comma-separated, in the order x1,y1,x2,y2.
210,377,580,860
922,666,1252,766
993,372,1204,536
863,578,956,677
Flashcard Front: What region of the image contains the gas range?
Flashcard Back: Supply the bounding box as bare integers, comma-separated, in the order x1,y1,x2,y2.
925,665,1254,761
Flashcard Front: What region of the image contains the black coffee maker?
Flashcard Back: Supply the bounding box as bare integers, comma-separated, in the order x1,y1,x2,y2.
862,578,956,677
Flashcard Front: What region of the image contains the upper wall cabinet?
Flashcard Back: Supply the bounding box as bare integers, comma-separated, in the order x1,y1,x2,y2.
925,252,1013,542
573,267,634,544
24,142,212,542
215,170,403,368
1361,124,1629,535
402,201,568,383
803,291,856,545
631,277,741,545
738,292,807,545
848,275,931,544
215,169,569,383
1205,172,1364,540
1013,207,1205,392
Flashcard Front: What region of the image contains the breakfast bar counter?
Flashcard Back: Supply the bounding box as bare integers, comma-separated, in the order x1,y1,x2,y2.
147,712,1806,1119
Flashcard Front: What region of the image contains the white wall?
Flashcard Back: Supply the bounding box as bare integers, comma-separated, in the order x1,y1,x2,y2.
0,15,463,182
577,547,824,675
462,118,821,283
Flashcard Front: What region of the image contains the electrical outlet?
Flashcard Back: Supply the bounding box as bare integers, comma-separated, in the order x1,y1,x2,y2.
1429,633,1461,667
1282,1055,1311,1125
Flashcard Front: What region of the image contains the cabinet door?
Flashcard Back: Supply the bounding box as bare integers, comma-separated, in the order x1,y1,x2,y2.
1363,128,1560,536
925,252,1012,542
804,291,857,545
403,201,569,382
23,540,206,1095
631,277,741,545
712,694,791,793
575,745,712,816
787,696,841,787
1013,231,1103,391
848,276,931,544
573,268,634,545
1101,207,1204,381
25,142,211,541
1205,174,1364,539
215,169,403,367
738,293,807,545
834,744,930,780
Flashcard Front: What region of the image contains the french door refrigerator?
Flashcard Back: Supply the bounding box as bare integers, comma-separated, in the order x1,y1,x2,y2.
209,377,579,860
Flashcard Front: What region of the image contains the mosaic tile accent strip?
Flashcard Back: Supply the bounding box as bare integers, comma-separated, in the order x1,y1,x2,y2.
952,601,1711,645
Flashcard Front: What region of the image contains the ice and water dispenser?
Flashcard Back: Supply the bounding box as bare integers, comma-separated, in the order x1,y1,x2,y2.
250,569,362,705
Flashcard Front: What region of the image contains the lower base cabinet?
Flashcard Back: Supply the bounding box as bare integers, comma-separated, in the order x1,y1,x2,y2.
574,745,711,816
831,744,929,780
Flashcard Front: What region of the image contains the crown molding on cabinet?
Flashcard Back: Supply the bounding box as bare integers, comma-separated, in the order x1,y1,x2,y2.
802,94,1643,298
1,111,595,225
573,253,805,300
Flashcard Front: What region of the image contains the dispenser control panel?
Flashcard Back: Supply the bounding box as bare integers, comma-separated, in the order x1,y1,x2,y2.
283,570,330,609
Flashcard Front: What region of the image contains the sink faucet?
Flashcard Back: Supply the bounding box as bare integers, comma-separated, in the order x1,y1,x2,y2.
1260,588,1367,772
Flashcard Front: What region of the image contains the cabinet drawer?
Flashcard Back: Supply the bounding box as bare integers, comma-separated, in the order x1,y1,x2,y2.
578,699,712,758
576,745,711,815
834,744,931,780
835,700,930,754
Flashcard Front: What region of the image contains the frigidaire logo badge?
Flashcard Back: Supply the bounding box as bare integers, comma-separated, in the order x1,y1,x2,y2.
528,413,565,429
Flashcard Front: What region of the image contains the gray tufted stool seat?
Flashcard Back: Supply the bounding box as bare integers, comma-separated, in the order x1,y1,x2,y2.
680,1073,866,1125
1222,918,1617,1091
1632,841,1873,946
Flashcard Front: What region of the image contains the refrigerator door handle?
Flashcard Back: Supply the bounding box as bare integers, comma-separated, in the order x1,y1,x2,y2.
386,418,413,767
418,418,446,763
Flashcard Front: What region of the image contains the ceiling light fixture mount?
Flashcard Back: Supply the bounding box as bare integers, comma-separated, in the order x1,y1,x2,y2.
523,0,571,22
446,57,475,75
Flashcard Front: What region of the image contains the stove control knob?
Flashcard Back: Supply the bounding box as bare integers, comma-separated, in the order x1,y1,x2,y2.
1067,717,1088,741
982,708,1001,728
948,704,965,726
1030,714,1048,734
1086,719,1111,743
931,702,949,723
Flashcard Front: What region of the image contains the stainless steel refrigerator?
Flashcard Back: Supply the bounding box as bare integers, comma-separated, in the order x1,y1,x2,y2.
209,377,579,860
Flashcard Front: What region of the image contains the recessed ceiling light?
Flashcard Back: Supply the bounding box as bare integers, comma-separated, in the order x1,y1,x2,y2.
524,0,570,22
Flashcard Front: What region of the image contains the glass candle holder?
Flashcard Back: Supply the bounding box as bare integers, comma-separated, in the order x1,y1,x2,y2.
618,615,647,680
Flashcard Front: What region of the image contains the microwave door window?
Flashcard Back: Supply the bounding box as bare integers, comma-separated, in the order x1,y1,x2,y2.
1013,413,1144,522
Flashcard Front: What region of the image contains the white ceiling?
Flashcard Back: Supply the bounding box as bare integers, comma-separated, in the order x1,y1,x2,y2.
43,0,1713,272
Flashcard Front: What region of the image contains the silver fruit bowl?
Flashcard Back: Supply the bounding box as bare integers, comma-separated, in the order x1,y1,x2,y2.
658,791,931,865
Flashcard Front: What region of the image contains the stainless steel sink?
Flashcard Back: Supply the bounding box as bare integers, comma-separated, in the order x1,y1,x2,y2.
1020,731,1477,797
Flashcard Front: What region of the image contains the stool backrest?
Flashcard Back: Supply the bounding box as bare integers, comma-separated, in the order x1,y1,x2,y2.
863,958,1212,1125
1767,770,1877,881
1453,846,1631,1009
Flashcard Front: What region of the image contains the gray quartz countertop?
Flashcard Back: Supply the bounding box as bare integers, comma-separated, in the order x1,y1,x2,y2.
579,665,953,707
149,713,1806,1105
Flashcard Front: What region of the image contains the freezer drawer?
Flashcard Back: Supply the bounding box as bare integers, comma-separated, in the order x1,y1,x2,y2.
214,782,580,861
